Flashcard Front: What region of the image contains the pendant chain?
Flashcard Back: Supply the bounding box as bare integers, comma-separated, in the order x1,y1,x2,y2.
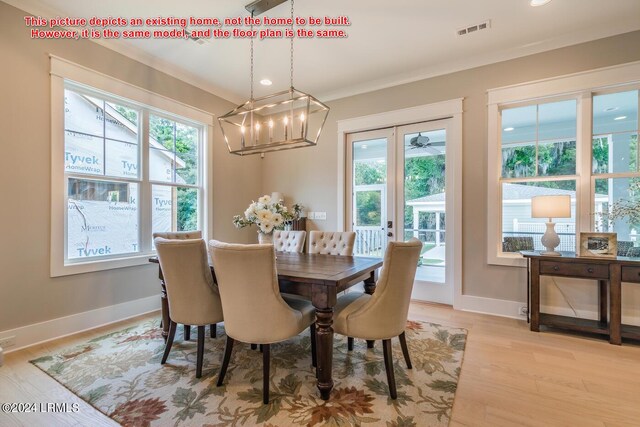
290,0,294,89
250,11,254,101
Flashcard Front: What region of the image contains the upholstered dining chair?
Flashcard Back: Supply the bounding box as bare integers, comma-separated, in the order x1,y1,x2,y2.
154,237,224,378
153,231,218,340
209,240,317,404
333,238,422,399
308,231,356,256
273,230,306,253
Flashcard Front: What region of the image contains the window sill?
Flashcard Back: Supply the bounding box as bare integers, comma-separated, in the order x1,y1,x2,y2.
51,253,155,277
487,252,527,268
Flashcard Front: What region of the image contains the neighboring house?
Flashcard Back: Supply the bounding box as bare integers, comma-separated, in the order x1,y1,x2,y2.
407,183,610,252
65,91,186,259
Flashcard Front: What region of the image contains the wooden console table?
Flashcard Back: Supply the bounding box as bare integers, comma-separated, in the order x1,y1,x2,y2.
522,251,640,345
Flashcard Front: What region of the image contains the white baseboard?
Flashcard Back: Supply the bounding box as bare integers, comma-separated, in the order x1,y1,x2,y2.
0,295,160,354
456,295,527,320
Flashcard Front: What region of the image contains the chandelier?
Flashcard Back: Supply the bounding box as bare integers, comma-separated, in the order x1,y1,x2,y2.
218,0,330,156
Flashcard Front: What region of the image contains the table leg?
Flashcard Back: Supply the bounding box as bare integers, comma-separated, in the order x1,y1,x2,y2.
312,284,337,401
598,280,608,324
160,279,170,341
364,270,377,348
530,259,540,332
609,265,622,345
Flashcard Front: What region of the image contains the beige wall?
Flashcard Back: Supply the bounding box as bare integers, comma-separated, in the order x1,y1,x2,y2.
261,30,640,304
0,1,261,331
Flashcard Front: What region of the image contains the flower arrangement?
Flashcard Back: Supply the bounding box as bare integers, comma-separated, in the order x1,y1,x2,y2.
233,195,303,235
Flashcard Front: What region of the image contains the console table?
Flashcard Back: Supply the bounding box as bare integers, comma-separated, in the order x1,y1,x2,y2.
522,251,640,345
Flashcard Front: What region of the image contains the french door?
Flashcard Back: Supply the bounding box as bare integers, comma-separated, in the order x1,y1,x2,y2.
346,120,454,304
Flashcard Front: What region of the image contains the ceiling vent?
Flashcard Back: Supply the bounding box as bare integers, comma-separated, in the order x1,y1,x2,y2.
457,20,491,36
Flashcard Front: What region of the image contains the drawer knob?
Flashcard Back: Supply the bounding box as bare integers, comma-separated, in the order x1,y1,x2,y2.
553,266,560,271
587,268,594,273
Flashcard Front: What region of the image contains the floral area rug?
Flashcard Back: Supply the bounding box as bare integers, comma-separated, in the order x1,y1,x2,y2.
31,318,467,427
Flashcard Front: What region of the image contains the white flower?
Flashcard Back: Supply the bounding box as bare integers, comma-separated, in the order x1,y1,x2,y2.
258,195,272,205
272,213,284,226
259,222,274,234
256,209,273,223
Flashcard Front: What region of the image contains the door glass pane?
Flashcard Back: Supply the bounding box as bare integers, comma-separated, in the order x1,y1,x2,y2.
501,180,576,253
353,138,387,257
404,129,446,284
594,177,640,256
67,178,139,260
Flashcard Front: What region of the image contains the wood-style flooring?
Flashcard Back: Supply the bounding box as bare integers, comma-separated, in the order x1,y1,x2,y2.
1,303,639,426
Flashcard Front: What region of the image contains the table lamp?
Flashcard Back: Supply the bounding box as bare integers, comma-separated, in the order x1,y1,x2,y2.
531,195,571,256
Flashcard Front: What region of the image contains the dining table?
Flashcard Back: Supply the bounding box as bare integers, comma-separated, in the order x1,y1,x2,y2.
149,251,383,400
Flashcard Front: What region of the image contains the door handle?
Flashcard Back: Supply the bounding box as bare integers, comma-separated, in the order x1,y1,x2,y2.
387,232,393,237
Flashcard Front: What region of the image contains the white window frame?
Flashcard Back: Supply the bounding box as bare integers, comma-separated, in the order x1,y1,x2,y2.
50,56,214,277
487,60,640,267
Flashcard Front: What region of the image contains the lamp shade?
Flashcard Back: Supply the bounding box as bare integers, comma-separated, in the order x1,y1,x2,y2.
531,195,571,219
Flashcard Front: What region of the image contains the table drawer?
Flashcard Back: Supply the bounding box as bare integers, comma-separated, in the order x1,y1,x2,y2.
621,266,640,283
540,261,608,279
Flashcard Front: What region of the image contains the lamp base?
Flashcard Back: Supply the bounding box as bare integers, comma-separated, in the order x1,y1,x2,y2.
540,250,562,257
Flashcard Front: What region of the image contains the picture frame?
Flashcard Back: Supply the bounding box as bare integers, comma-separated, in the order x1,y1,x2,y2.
578,232,617,258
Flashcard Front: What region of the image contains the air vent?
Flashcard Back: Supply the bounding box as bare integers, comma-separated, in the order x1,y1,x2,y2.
457,20,491,36
187,28,209,45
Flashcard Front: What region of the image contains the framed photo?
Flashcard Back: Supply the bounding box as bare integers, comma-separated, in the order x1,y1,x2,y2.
579,232,617,258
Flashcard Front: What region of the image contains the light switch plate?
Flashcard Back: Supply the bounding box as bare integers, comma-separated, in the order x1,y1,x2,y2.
316,212,327,220
307,212,315,219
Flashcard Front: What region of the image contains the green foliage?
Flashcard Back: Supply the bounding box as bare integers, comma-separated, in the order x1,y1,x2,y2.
149,115,199,231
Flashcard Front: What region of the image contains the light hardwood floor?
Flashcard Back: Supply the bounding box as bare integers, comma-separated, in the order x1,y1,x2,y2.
1,303,639,426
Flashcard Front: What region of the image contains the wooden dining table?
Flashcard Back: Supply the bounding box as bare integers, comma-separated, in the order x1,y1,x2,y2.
149,251,383,400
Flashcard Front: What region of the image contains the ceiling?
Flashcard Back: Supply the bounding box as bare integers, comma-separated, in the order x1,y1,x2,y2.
9,0,640,104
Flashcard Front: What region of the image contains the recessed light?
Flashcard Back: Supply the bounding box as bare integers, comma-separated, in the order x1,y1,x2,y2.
614,116,627,121
504,127,515,132
260,79,272,86
530,0,552,6
361,144,368,149
604,107,619,112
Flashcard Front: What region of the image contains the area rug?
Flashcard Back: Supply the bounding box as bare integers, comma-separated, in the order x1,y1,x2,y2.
31,318,467,426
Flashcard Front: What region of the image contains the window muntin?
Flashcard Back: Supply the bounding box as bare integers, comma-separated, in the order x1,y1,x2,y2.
501,100,577,179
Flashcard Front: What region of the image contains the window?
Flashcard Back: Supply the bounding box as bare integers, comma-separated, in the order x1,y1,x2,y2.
499,100,578,254
51,57,212,276
487,62,640,266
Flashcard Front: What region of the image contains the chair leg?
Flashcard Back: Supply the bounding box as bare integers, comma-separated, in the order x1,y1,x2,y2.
382,339,397,400
217,336,234,387
251,344,257,350
367,340,375,349
347,337,354,351
263,344,271,404
161,321,177,364
310,323,317,368
184,325,191,341
196,326,205,378
398,331,412,369
260,344,263,353
210,323,217,338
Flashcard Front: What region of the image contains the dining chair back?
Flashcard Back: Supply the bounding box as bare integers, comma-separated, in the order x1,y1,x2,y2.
308,231,356,256
332,238,422,399
154,237,224,377
209,240,316,404
273,230,306,253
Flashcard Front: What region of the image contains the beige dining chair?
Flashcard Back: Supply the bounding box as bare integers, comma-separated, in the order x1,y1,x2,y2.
153,231,218,340
333,238,422,399
308,231,356,256
154,237,224,378
209,240,316,404
273,230,306,253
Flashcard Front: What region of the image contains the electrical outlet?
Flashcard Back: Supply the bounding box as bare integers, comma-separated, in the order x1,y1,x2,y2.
0,335,16,349
316,212,327,220
518,306,528,317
